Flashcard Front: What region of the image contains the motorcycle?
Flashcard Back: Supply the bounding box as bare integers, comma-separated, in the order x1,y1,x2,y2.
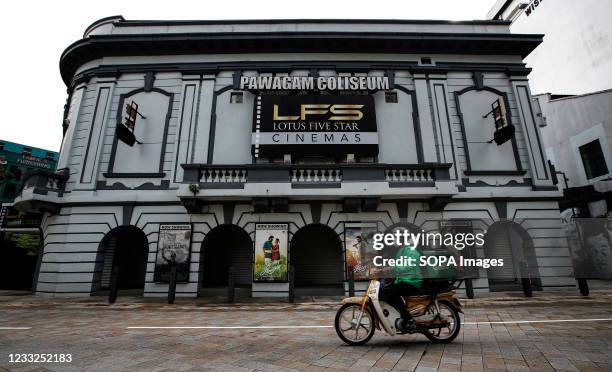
334,279,463,345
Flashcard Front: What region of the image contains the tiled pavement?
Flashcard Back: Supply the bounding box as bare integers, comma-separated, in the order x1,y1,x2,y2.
0,294,611,371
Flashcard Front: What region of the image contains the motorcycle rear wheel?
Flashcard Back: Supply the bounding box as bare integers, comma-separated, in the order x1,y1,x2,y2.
335,303,375,346
423,300,461,343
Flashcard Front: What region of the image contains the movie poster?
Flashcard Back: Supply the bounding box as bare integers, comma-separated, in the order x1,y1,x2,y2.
154,224,192,283
253,223,288,282
344,222,379,281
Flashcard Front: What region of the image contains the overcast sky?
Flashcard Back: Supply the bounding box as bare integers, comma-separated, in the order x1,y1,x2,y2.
0,0,494,152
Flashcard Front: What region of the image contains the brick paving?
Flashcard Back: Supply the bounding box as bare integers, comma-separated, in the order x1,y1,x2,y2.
0,294,611,371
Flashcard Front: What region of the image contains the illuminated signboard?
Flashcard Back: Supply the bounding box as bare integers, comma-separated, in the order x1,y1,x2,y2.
252,95,378,158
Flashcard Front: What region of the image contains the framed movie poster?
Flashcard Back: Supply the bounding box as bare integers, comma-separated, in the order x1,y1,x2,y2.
344,222,379,281
154,224,192,283
253,223,288,282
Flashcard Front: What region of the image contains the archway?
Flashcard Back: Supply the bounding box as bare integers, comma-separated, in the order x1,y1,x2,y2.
92,225,149,295
483,222,540,292
290,224,344,295
199,225,253,295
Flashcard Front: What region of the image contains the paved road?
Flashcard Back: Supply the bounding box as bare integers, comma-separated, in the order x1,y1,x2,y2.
0,299,611,371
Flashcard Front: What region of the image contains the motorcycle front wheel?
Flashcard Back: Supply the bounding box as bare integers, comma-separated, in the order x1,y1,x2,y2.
335,303,375,346
423,300,461,343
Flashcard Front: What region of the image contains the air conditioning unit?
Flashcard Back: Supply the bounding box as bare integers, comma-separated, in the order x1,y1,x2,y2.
532,98,547,127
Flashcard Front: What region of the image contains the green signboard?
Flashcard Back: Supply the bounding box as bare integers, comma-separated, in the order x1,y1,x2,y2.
0,140,58,203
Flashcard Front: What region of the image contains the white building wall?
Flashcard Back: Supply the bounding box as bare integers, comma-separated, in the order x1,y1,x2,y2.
491,0,612,95
536,90,612,188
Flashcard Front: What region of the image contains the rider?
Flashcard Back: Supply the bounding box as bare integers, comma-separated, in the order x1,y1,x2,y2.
382,243,423,332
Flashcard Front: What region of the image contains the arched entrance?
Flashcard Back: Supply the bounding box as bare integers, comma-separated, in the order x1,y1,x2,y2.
290,224,344,296
484,222,540,292
199,225,253,296
92,226,149,295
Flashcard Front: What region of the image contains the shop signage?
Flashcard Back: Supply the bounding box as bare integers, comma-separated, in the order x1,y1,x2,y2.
253,223,288,282
153,224,192,283
16,156,52,170
253,95,378,158
239,75,389,91
0,205,42,229
525,0,543,17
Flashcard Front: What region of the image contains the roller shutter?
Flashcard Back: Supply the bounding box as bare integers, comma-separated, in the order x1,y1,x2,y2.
486,226,517,282
291,226,344,287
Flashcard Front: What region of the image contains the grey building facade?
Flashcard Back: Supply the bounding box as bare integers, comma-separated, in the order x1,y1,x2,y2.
14,17,573,298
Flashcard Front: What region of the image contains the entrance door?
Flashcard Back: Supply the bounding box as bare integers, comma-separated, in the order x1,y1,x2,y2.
200,225,253,292
0,231,41,291
290,224,344,295
93,226,149,295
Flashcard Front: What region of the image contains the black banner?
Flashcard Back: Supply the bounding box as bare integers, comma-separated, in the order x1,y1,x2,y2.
252,95,378,158
0,206,42,229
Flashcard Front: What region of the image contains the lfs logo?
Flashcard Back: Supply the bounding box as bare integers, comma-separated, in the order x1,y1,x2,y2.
273,104,364,121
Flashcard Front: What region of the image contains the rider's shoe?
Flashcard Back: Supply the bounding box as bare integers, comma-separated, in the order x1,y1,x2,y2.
398,318,416,333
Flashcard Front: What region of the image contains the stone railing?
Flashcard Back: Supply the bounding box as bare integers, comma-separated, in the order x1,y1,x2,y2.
181,163,451,186
13,168,70,214
20,168,70,196
200,168,248,183
385,168,434,183
291,168,342,183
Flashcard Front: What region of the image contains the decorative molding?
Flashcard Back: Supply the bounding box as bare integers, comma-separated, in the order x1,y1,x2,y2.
61,30,542,86
69,61,533,90
494,201,507,219
106,87,174,179
454,85,523,173
464,170,526,176
144,72,156,92
461,177,532,187
395,86,424,164
103,172,166,178
95,180,170,190
207,85,234,164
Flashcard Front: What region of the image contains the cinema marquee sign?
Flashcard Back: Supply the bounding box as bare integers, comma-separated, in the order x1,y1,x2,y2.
240,76,390,91
252,95,378,158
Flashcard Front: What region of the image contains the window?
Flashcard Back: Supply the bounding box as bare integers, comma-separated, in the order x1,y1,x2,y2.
2,183,17,198
8,166,22,181
579,139,608,179
22,148,32,156
230,92,243,103
385,91,398,103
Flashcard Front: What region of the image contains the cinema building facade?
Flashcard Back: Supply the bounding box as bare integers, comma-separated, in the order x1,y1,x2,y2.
14,17,575,297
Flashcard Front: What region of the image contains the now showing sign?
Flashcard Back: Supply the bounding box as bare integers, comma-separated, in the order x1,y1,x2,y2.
253,95,378,158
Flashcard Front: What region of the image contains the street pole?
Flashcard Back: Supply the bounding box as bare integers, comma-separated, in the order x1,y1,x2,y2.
227,266,235,303
108,266,119,304
288,265,295,303
168,265,177,304
348,266,355,297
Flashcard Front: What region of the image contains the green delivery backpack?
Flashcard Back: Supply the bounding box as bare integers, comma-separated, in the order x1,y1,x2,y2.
419,249,459,280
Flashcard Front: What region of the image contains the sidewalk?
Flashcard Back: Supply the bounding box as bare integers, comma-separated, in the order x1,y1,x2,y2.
1,287,611,312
